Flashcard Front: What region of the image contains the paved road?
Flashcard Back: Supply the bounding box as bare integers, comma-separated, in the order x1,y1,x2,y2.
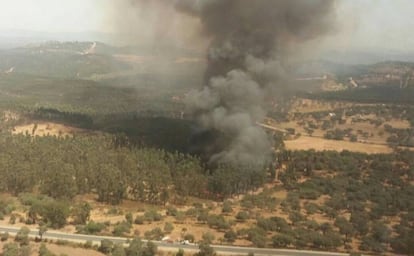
0,225,350,256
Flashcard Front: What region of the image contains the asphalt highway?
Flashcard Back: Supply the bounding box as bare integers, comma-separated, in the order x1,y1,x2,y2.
0,225,351,256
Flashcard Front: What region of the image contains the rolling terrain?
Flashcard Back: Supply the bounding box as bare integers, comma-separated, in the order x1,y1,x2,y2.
0,41,413,256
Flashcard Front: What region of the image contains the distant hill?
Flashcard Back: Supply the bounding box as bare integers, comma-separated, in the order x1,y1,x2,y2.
296,60,414,86
294,59,414,103
0,29,113,49
0,41,132,78
295,60,369,78
320,49,414,65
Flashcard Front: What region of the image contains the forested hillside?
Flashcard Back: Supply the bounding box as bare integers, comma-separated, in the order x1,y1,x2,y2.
0,129,413,254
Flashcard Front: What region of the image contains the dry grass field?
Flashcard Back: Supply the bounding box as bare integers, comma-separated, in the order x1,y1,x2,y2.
12,122,88,137
284,136,393,154
271,98,414,153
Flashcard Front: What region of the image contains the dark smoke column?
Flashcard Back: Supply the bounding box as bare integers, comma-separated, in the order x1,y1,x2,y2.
180,0,336,167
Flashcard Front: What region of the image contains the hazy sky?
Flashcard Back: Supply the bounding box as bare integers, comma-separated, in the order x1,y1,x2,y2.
332,0,414,52
0,0,106,33
1,0,413,52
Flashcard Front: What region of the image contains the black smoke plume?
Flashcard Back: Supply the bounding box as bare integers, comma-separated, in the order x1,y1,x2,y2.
112,0,337,167
179,0,336,167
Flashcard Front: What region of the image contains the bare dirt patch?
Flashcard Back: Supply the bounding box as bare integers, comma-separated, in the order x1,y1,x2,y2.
384,119,411,129
47,243,105,256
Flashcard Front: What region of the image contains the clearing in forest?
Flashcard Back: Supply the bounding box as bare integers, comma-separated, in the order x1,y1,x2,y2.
12,122,87,137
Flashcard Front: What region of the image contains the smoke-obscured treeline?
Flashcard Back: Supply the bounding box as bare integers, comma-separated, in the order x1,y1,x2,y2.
0,72,189,116
0,131,272,204
312,85,414,105
0,132,204,204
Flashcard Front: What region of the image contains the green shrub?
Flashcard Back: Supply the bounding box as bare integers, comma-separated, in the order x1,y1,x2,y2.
144,227,163,241
224,230,237,243
236,211,249,222
84,240,93,249
166,207,178,216
1,232,9,241
164,222,174,233
56,240,70,246
107,207,121,215
77,221,106,235
222,200,233,214
125,212,133,224
15,226,30,246
99,239,114,254
8,214,16,224
272,234,294,248
134,216,145,225
112,221,131,236
184,233,195,243
144,209,163,222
